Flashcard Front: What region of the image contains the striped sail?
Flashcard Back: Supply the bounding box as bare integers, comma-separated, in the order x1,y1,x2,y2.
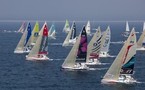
86,27,102,63
102,28,136,82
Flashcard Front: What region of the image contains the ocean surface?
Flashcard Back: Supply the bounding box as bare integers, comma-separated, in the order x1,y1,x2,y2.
0,21,145,90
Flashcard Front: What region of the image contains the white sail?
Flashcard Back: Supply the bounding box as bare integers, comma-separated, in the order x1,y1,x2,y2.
126,21,130,32
63,19,71,33
14,27,28,53
99,26,111,57
86,27,102,65
85,21,91,35
26,22,49,60
17,22,26,33
48,24,56,39
101,28,136,84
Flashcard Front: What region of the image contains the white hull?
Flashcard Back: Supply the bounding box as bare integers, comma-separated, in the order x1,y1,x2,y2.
62,63,89,70
26,55,49,61
101,75,136,84
136,47,145,50
69,38,76,44
86,59,101,65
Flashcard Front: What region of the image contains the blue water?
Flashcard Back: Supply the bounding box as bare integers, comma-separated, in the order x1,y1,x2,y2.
0,21,145,90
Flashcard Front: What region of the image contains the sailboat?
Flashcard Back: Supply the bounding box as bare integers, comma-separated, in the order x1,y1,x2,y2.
86,27,102,65
26,22,49,60
15,22,26,33
62,21,77,46
24,21,39,52
14,22,32,53
99,26,111,57
137,24,145,50
101,28,137,84
85,21,91,35
122,21,130,37
62,26,89,70
48,23,56,39
63,19,71,33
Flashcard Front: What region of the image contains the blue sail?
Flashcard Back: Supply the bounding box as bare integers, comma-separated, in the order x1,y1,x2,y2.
24,23,32,46
76,26,87,63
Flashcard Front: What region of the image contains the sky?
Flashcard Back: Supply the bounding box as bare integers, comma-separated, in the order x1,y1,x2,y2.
0,0,145,21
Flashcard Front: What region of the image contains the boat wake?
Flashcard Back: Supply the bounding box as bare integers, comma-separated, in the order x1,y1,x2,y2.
107,55,116,57
50,58,64,61
48,43,63,45
111,41,124,44
88,67,108,71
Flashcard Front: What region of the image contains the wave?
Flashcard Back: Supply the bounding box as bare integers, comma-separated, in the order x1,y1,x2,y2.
111,41,124,44
48,43,63,45
88,67,108,71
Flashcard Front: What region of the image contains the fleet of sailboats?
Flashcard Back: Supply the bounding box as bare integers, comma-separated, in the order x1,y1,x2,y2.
13,20,144,84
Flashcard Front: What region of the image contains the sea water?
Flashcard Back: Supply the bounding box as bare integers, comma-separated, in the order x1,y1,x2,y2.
0,21,144,90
